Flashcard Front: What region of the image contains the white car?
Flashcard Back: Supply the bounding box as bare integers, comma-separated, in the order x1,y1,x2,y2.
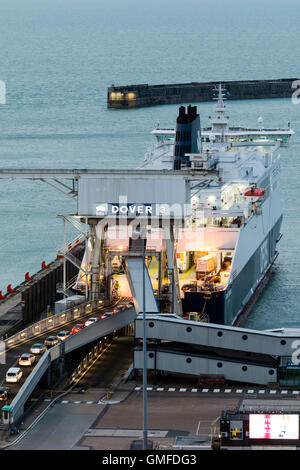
84,317,98,327
19,353,36,366
57,330,71,341
6,367,23,383
30,343,46,354
100,312,114,320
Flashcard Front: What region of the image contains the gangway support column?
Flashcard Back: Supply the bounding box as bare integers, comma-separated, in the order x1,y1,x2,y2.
91,222,102,300
165,224,183,317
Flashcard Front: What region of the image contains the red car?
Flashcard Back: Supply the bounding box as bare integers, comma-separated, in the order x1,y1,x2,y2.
71,324,84,334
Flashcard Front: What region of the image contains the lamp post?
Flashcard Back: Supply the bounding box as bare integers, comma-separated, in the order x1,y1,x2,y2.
142,224,148,450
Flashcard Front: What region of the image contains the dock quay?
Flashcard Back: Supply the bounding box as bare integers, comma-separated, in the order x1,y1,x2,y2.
0,245,84,339
107,77,298,108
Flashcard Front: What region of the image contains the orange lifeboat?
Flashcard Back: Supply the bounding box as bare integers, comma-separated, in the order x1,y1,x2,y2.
244,187,265,197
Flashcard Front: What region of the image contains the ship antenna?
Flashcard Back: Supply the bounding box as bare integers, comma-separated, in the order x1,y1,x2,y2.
210,83,229,143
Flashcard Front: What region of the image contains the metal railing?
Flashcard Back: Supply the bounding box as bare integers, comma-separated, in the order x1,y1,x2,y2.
4,298,108,350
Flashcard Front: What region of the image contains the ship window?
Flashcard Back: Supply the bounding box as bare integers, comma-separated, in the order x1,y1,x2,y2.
126,92,136,100
110,92,124,100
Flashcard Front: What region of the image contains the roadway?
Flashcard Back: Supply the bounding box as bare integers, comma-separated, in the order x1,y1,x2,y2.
73,336,134,390
0,299,131,405
7,336,134,450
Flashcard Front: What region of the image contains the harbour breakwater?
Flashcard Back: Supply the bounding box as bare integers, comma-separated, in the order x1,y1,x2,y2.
107,78,298,108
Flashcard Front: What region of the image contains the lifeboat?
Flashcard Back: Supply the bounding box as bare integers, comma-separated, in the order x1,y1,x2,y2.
244,187,265,197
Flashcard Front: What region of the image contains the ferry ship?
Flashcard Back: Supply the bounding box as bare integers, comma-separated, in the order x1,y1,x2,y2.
143,84,294,169
140,86,289,326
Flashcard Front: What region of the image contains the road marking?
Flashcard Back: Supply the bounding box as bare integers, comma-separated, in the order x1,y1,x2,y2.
132,387,300,395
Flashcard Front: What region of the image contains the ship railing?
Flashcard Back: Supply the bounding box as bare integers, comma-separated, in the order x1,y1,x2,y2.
57,233,86,256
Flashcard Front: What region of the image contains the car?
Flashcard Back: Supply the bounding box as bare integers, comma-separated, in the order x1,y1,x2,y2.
0,387,8,401
181,283,197,292
56,330,71,341
126,301,134,308
6,367,23,383
19,353,36,366
100,312,114,320
84,317,98,327
44,336,59,347
113,305,125,314
71,324,84,334
30,343,46,354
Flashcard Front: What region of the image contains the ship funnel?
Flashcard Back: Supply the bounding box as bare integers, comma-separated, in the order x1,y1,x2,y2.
173,105,202,170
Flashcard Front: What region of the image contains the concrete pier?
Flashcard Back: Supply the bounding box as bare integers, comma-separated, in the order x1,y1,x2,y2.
0,246,84,337
107,78,298,108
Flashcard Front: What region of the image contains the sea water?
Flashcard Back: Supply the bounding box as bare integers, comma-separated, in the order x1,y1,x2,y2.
0,0,300,329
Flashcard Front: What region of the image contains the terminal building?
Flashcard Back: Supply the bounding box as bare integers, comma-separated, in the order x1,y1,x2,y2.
219,399,300,450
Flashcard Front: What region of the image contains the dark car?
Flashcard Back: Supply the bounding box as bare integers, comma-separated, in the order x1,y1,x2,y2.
113,305,125,314
0,387,8,401
44,336,59,347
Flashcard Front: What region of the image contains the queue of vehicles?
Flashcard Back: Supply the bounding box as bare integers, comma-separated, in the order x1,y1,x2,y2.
2,299,134,393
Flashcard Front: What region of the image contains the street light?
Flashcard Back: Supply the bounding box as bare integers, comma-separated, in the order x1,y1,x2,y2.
142,224,148,450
